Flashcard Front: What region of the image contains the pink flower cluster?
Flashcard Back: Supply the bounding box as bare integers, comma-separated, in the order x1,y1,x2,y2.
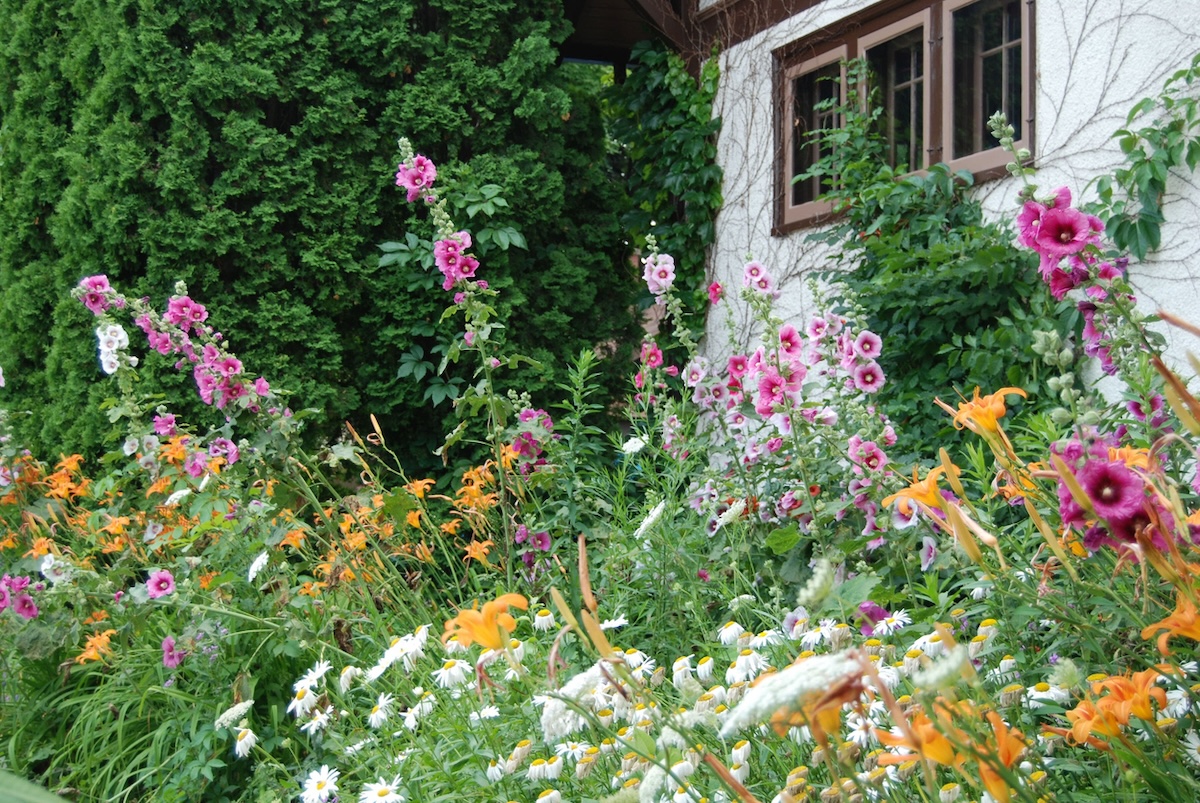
514,523,553,568
162,635,187,668
395,154,437,203
1017,187,1113,300
642,253,676,300
78,275,125,316
434,232,480,291
0,574,38,620
742,260,778,299
511,408,555,473
1053,432,1181,556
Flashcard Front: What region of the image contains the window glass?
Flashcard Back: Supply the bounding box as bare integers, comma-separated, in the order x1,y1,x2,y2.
952,0,1022,159
867,28,925,170
790,63,841,206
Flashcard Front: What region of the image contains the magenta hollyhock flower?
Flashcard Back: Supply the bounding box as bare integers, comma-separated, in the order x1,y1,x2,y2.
0,584,9,612
852,361,886,394
779,324,803,357
707,281,723,305
853,441,887,473
13,593,38,619
147,570,176,599
727,354,749,381
754,367,787,415
208,438,239,466
162,636,187,668
1034,207,1098,262
78,275,114,315
641,341,663,369
1077,459,1145,525
153,414,177,437
514,524,529,544
396,154,437,202
253,377,270,396
530,530,551,551
853,330,883,360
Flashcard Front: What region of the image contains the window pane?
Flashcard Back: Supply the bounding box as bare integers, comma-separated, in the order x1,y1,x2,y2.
867,28,925,170
791,63,840,206
952,0,1023,159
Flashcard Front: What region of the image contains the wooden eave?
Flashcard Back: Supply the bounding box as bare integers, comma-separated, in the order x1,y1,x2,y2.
560,0,692,65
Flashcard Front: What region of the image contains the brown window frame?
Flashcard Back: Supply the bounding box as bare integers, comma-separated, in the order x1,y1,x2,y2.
774,0,1034,235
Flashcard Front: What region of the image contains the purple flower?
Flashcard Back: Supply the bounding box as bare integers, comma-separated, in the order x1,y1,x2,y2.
162,636,187,668
153,414,177,437
1077,459,1145,525
857,601,889,636
13,593,38,620
147,570,176,599
530,531,551,552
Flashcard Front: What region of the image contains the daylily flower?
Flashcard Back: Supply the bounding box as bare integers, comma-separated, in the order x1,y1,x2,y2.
882,465,958,513
1142,590,1200,654
442,593,528,651
936,387,1026,435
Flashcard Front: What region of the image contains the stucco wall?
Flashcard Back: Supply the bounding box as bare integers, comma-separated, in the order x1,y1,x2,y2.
705,0,1200,374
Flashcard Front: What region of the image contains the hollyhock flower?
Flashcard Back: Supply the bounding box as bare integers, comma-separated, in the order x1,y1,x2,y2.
852,441,888,473
1078,459,1145,525
751,274,777,297
530,531,552,551
13,593,38,619
754,367,788,415
184,451,208,478
147,569,176,599
742,260,766,286
806,317,827,340
641,342,663,368
1034,207,1100,267
778,324,804,357
396,154,437,202
852,361,886,394
208,437,239,465
153,414,177,437
162,636,187,668
707,281,724,305
853,330,882,360
727,354,749,381
642,254,676,296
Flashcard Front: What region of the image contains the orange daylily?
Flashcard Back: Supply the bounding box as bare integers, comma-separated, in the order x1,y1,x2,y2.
936,387,1026,435
768,669,864,745
442,593,528,651
882,465,958,512
440,518,463,535
1093,669,1167,724
279,529,306,549
75,629,117,664
1142,590,1200,655
405,509,422,528
976,711,1027,803
24,537,56,559
876,705,962,768
462,539,494,564
56,454,85,473
1062,698,1123,745
82,610,109,625
404,478,435,499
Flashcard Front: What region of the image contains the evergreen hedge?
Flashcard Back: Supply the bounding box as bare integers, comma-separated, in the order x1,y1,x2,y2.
0,0,636,467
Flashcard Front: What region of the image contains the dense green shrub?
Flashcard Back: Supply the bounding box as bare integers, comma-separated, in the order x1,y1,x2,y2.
0,0,637,469
805,61,1077,455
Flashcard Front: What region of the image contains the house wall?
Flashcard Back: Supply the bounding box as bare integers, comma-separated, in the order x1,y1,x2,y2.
704,0,1200,377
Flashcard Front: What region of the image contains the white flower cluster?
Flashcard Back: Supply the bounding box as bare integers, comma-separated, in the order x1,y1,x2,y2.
95,324,133,375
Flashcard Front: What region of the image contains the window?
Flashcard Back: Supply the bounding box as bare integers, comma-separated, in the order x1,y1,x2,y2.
775,0,1033,232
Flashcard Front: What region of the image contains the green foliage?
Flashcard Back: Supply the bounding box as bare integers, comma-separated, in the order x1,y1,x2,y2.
805,61,1076,454
0,0,636,470
607,41,723,317
1091,52,1200,258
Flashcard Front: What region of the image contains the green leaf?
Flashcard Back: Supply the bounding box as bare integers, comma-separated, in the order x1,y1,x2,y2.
765,524,801,555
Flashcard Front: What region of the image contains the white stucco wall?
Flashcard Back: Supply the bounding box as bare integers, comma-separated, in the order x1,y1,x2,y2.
705,0,1200,374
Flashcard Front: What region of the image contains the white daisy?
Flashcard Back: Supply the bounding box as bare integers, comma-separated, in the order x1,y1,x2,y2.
1181,731,1200,766
369,693,393,729
296,659,333,692
717,621,745,645
300,765,340,803
301,705,333,735
339,665,362,694
358,776,404,803
470,705,501,722
600,614,628,630
233,728,256,758
533,609,556,632
287,687,318,718
431,659,472,688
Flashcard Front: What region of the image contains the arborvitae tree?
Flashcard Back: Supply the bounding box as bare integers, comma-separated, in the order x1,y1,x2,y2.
0,0,636,466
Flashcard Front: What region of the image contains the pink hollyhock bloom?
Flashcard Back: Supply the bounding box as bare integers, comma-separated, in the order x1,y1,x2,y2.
664,365,679,377
642,254,676,296
208,438,239,466
184,452,208,478
1034,207,1100,267
805,317,827,340
78,275,114,315
253,377,270,396
683,359,706,387
530,531,551,551
881,424,897,446
857,601,888,636
162,636,187,668
147,570,176,599
153,414,177,437
751,275,777,297
779,324,803,357
853,441,887,473
754,367,787,415
727,354,749,381
641,341,663,368
707,281,723,305
0,584,9,612
14,593,38,619
396,154,437,202
742,260,766,286
1097,261,1123,281
852,361,886,394
765,437,783,453
1078,459,1145,525
853,330,882,360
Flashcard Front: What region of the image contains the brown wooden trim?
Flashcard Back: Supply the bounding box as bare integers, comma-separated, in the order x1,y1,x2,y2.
631,0,692,52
